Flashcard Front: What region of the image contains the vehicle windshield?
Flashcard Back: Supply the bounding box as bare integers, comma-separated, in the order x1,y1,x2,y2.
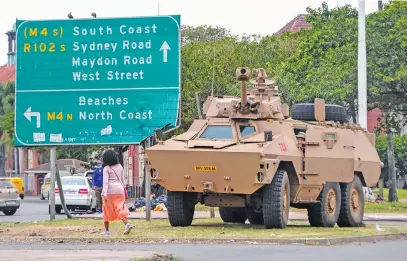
199,125,233,139
60,178,86,186
239,125,256,137
0,180,15,189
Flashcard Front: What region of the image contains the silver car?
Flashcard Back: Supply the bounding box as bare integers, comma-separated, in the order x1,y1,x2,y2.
0,179,21,216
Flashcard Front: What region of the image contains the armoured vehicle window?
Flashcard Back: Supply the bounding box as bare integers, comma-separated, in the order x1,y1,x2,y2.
239,125,256,137
326,133,336,140
199,125,233,139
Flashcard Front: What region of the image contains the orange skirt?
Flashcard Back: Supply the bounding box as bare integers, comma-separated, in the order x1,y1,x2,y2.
102,194,130,222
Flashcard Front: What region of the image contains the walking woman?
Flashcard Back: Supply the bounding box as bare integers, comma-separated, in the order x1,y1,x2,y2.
101,149,134,235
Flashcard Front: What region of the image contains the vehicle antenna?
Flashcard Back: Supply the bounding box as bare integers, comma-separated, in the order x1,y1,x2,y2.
211,48,216,97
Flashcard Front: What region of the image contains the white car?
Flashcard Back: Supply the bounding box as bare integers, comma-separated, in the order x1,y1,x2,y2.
49,176,96,214
0,179,21,216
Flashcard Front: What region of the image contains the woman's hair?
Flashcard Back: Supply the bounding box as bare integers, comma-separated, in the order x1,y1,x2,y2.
102,149,119,166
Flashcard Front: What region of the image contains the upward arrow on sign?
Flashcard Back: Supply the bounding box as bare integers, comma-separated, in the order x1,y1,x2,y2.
160,41,171,63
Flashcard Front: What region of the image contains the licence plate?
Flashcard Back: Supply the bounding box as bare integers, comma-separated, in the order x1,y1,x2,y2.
64,190,75,194
5,200,16,206
194,165,217,171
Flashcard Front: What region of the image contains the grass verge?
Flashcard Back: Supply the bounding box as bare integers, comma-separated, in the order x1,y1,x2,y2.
196,202,407,214
1,218,407,242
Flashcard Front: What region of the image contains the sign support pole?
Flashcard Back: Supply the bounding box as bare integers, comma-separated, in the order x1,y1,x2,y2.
56,167,72,218
49,147,56,221
145,138,152,221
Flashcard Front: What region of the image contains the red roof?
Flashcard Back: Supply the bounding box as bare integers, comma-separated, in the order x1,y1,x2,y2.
0,64,16,84
367,108,385,134
274,14,312,35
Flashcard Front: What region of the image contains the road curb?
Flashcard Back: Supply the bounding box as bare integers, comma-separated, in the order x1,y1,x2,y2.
0,233,405,246
77,216,407,223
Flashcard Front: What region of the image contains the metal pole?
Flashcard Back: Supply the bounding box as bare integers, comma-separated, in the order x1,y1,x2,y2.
157,0,160,15
195,92,203,119
49,147,56,221
211,49,216,97
358,0,367,130
56,167,72,218
145,139,151,221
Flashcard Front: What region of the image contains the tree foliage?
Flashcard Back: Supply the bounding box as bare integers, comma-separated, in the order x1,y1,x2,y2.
376,135,407,181
367,1,407,130
0,81,16,149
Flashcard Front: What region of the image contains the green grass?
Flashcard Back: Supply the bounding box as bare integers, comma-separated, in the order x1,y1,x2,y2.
1,218,407,241
372,188,407,201
363,188,407,213
365,201,407,213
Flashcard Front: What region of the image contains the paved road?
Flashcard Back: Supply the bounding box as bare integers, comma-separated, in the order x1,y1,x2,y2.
0,196,69,222
0,240,406,261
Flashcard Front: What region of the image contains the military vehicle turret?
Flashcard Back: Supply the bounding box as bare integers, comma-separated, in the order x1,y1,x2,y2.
145,67,383,229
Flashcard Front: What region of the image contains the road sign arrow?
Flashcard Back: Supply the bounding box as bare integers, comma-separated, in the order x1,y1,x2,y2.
160,41,171,63
24,107,41,128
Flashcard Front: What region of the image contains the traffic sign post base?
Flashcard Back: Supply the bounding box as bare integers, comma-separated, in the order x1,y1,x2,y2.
49,147,56,221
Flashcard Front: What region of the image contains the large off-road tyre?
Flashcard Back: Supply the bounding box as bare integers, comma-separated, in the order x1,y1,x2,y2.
337,176,365,227
291,103,349,123
247,209,264,225
219,207,247,224
167,191,197,227
262,169,290,229
307,182,341,227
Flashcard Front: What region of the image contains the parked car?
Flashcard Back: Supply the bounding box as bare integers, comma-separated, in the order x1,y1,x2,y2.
41,170,75,200
49,176,96,214
0,179,21,216
0,177,25,199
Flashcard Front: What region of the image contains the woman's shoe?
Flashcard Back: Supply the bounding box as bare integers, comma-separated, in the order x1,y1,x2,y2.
123,223,134,235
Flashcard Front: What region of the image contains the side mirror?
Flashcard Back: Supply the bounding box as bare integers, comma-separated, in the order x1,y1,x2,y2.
264,131,273,142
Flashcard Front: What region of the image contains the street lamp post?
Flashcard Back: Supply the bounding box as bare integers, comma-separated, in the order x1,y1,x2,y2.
358,0,367,130
358,0,367,129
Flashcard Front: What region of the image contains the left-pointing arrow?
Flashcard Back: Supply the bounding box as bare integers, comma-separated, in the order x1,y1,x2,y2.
24,107,41,128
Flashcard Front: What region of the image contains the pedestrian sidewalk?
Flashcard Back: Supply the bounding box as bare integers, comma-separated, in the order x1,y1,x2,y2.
0,250,168,261
80,210,407,222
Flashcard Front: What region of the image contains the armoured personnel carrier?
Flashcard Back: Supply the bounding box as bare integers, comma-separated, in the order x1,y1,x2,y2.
145,67,383,229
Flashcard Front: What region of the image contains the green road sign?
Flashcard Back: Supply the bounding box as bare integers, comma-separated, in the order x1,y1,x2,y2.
14,15,181,146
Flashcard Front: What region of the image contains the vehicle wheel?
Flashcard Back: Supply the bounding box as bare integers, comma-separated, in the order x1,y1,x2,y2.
167,191,197,227
41,193,45,200
3,209,17,216
291,103,349,123
262,169,290,229
20,194,24,200
219,207,247,224
307,182,341,227
56,206,62,214
337,175,365,227
247,209,264,225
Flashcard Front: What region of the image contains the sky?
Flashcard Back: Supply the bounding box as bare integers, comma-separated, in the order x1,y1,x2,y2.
0,0,385,65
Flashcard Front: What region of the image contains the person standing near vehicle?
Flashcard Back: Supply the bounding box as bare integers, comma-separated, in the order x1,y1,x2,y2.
101,149,133,236
92,160,104,214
